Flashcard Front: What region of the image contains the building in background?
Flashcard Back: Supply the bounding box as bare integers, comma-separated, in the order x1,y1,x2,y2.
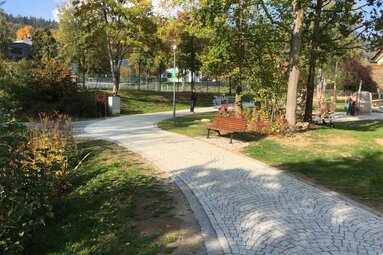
6,39,32,60
370,49,383,90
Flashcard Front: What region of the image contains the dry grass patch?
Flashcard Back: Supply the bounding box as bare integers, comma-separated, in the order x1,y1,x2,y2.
267,133,358,151
376,138,383,146
266,134,311,149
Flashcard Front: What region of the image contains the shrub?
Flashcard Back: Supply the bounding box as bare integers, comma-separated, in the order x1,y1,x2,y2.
247,109,288,135
0,110,53,254
0,110,78,254
0,59,93,118
29,113,78,198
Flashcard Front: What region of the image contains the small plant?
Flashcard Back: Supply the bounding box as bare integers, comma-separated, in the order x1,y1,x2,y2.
247,109,288,135
29,112,78,198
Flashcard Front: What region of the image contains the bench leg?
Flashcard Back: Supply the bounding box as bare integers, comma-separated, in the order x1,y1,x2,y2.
230,134,233,144
207,129,210,139
216,130,221,136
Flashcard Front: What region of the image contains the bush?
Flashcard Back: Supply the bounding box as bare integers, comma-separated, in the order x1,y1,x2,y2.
247,109,288,135
0,59,96,118
29,113,78,198
0,110,53,254
0,110,78,254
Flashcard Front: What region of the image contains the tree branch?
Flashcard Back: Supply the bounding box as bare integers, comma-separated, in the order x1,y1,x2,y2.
258,0,293,34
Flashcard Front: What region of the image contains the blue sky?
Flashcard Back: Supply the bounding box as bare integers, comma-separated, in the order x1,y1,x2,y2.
2,0,62,20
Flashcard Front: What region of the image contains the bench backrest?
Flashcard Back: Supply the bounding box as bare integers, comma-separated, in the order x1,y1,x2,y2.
212,115,247,132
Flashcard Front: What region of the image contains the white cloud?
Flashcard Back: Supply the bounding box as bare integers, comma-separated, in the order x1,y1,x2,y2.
52,8,59,21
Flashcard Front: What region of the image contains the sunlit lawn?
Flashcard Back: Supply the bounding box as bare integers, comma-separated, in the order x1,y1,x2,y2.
28,140,180,255
81,89,216,115
159,114,383,210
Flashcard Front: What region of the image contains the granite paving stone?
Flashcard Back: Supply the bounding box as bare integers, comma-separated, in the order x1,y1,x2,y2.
84,109,383,255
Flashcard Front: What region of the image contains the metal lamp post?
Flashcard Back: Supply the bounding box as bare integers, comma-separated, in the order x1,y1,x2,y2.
172,42,177,123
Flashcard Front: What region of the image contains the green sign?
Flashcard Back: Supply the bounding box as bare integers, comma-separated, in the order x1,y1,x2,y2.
169,77,177,82
71,63,79,74
171,69,177,78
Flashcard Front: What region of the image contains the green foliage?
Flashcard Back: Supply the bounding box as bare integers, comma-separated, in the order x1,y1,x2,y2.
57,3,110,80
74,0,157,94
0,10,10,55
0,59,91,117
28,140,181,254
0,109,53,254
0,110,78,254
32,28,58,64
247,109,289,135
245,120,383,207
29,113,78,198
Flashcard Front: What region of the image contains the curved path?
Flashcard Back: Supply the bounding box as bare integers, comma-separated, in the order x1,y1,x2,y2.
85,109,383,255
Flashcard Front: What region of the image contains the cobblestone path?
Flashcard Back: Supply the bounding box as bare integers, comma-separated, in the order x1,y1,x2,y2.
85,109,383,255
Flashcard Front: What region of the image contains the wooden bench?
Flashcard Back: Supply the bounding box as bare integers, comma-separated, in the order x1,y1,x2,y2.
207,115,247,144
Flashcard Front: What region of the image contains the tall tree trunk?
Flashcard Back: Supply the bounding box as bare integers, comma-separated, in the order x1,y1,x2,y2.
182,71,186,91
333,62,338,102
158,62,162,92
112,66,120,95
138,63,141,91
191,71,195,90
304,0,322,122
82,51,86,89
286,1,304,126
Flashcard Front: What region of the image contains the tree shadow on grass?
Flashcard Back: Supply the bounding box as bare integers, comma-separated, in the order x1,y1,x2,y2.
121,110,144,115
276,150,383,207
333,120,383,132
27,140,185,255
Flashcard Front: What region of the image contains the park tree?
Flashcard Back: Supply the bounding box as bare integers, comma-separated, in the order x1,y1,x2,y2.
16,25,34,40
343,58,377,92
73,0,156,95
175,12,204,90
32,28,58,64
0,10,9,55
195,0,291,113
57,2,109,88
259,0,305,126
197,0,261,104
302,0,383,122
192,0,303,120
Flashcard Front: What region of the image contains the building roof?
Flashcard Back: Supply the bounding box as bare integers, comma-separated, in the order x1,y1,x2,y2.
13,39,32,46
371,49,383,65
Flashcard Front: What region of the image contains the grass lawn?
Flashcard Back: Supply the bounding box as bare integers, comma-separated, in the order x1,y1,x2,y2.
28,139,185,255
159,114,383,211
158,111,218,137
80,89,216,116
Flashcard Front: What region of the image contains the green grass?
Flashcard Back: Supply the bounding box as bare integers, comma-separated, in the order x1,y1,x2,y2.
84,89,215,115
28,140,180,255
248,121,383,208
159,113,383,210
158,111,218,137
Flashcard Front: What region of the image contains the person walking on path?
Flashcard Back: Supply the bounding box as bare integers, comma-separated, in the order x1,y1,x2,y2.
346,98,353,115
190,88,197,112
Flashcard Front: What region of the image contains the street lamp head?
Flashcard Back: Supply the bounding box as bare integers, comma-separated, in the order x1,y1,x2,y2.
173,42,177,50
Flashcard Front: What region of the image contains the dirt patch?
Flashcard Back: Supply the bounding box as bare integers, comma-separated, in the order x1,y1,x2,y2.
134,166,207,255
195,135,249,153
267,134,311,149
376,138,383,146
322,136,358,146
267,134,358,149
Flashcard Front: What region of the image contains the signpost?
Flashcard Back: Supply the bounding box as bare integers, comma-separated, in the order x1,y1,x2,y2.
71,63,79,74
95,91,107,117
170,69,177,83
172,42,177,123
121,59,129,66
